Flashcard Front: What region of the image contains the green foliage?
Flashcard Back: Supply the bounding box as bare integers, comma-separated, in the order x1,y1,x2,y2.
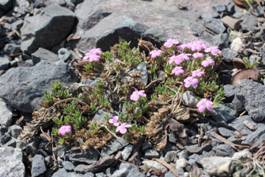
242,57,258,69
114,41,143,67
54,101,85,129
43,81,71,106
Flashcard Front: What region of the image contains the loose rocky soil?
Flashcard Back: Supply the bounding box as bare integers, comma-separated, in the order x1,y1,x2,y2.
1,0,265,177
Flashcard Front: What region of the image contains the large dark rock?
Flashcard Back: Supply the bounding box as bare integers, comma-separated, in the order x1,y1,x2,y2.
0,147,25,177
0,0,15,16
21,4,77,54
74,0,230,51
235,80,265,122
0,60,78,113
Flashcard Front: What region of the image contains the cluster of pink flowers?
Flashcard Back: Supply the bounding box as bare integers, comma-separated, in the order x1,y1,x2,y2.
58,125,72,136
150,49,162,59
164,38,179,48
109,116,132,134
130,89,146,101
83,48,102,62
196,98,213,113
158,39,220,113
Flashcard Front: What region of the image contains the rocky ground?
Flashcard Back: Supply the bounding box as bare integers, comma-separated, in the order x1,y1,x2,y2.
1,0,265,177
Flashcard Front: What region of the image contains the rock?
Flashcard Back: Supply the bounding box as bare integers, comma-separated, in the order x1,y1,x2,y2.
8,125,22,138
111,163,145,177
0,98,12,126
0,0,15,16
224,84,236,99
240,14,257,32
212,104,237,123
32,48,59,64
0,55,10,70
76,14,148,51
144,149,159,159
232,149,252,160
175,158,187,169
101,138,128,156
75,0,230,50
0,132,11,144
204,18,226,34
182,91,198,107
243,119,257,131
31,154,47,177
95,173,107,177
135,62,148,86
3,43,21,57
221,16,240,30
121,145,133,161
68,149,100,165
52,168,94,177
188,154,200,165
185,144,211,154
212,144,235,156
21,5,77,54
164,151,178,163
58,48,72,62
198,156,232,176
242,126,265,146
0,60,78,113
231,37,243,53
222,48,237,62
143,160,167,172
164,171,176,177
74,157,117,173
62,161,75,171
211,33,228,47
0,146,25,177
218,127,234,137
231,95,244,113
236,80,265,122
229,116,252,135
92,110,112,125
213,4,226,13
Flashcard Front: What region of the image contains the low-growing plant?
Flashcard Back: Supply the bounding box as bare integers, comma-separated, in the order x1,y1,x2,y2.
28,39,225,150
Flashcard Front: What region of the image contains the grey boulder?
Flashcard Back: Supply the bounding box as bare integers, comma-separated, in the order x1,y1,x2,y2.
235,80,265,122
31,154,47,177
21,4,77,54
0,60,78,113
0,146,25,177
0,98,12,126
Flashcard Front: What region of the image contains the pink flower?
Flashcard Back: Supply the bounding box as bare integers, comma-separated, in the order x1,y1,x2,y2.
58,125,71,136
193,52,204,59
172,66,184,76
169,53,189,64
184,76,199,89
202,58,215,67
192,69,204,78
196,98,213,113
150,50,162,59
109,116,120,126
164,38,179,48
83,48,102,62
130,89,146,101
116,123,132,134
205,47,221,56
179,40,207,52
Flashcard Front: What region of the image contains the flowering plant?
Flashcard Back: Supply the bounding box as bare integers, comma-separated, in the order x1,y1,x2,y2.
41,39,224,149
